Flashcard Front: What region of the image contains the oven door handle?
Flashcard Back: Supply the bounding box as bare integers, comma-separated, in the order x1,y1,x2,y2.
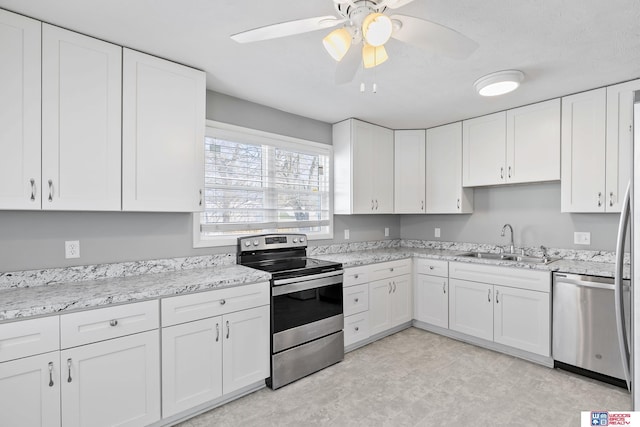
272,273,343,296
273,270,343,286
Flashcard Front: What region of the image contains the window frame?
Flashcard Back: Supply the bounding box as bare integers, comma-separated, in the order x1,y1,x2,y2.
193,120,334,248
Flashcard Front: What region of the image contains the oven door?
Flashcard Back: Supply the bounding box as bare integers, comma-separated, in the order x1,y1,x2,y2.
272,270,343,353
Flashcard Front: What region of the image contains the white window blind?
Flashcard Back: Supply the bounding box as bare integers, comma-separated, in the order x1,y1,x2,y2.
196,123,332,245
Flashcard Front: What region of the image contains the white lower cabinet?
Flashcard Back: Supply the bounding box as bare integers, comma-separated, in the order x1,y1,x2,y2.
0,351,61,427
344,312,370,347
449,279,494,341
369,273,412,336
61,330,160,427
161,285,270,419
414,273,449,329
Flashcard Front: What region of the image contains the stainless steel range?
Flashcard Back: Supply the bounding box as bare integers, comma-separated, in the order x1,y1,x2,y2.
237,233,344,390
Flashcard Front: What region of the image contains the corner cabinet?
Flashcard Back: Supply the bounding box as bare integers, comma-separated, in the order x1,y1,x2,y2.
0,9,41,210
394,130,426,213
333,119,394,214
426,122,473,213
122,48,206,212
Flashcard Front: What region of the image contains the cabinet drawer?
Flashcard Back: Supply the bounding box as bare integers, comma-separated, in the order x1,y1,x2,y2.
343,284,368,316
0,316,59,362
449,262,550,293
343,265,369,287
415,258,448,277
370,259,412,281
344,312,370,347
61,300,159,349
162,281,269,327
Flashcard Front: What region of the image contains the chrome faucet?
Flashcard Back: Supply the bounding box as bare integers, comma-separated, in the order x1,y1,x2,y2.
501,224,515,254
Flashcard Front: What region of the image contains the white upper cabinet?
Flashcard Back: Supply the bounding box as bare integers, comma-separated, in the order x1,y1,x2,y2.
426,122,473,213
462,111,506,187
122,48,205,212
605,79,640,211
506,99,560,184
561,88,607,212
334,119,394,214
0,10,41,210
42,24,122,211
394,130,425,213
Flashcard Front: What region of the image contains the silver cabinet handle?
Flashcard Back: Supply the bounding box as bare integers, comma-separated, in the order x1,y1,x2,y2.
500,167,504,179
597,192,602,207
508,166,512,178
67,358,72,383
48,179,53,202
610,192,614,207
48,362,54,387
375,199,378,210
487,288,491,303
30,178,36,201
371,200,374,210
226,320,230,339
388,283,392,294
199,189,203,206
457,198,461,210
392,281,396,293
354,298,359,303
220,299,226,305
421,200,424,211
496,290,500,304
216,323,220,342
109,319,118,327
443,282,446,294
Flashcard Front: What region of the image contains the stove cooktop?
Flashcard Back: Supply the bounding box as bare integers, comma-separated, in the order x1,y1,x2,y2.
242,257,342,280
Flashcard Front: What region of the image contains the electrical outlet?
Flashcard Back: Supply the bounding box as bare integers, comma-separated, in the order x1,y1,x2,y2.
65,240,80,259
344,229,350,240
384,227,389,237
574,232,591,245
435,228,441,238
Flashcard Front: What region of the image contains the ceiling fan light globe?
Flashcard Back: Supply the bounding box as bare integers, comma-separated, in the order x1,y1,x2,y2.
362,44,389,68
363,13,393,47
474,70,524,96
323,28,352,61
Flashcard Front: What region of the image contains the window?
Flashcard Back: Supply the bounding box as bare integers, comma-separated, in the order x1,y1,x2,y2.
194,121,333,247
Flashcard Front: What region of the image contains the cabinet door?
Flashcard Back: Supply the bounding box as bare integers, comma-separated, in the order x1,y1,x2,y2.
426,122,473,213
122,48,205,212
561,88,607,212
222,305,270,395
414,274,448,328
606,79,640,212
61,330,160,427
390,274,412,327
394,130,425,213
0,352,60,427
351,120,375,213
162,317,222,418
462,111,506,187
368,279,392,336
371,126,395,213
0,10,41,210
42,24,122,211
449,279,493,341
506,99,560,184
493,285,550,356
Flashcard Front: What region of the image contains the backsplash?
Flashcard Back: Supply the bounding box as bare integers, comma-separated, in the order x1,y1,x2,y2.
0,239,626,290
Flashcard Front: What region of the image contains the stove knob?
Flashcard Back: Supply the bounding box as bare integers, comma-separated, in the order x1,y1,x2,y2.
293,238,298,243
253,240,259,246
300,237,305,242
244,241,251,247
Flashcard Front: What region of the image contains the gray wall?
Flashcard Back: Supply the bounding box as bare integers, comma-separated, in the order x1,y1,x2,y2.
400,182,621,251
0,91,394,272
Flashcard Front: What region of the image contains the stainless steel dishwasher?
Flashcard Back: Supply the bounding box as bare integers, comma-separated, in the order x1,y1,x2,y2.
552,272,630,386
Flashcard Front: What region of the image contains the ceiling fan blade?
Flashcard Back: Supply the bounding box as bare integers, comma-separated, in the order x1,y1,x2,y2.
384,0,418,9
390,14,478,59
231,16,345,43
335,45,361,85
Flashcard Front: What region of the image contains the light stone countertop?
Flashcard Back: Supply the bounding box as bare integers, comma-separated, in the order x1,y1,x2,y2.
0,264,270,322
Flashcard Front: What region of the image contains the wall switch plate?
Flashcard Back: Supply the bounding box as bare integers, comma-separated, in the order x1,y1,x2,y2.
65,240,80,259
384,227,389,237
344,229,350,240
435,228,441,238
574,232,591,245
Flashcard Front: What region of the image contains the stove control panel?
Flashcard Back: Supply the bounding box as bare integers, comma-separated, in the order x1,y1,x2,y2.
237,233,308,253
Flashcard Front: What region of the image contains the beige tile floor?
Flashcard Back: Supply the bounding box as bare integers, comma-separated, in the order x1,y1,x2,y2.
177,327,631,427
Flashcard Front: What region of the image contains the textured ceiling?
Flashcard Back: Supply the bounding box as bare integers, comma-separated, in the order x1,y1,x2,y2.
2,0,640,129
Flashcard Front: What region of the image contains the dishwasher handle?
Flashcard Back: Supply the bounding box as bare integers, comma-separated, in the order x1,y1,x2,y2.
614,181,631,391
553,275,616,291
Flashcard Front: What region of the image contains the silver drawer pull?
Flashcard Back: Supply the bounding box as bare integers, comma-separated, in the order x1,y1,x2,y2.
390,267,394,272
355,326,359,332
48,362,54,387
109,319,118,327
354,298,359,303
354,274,359,279
220,299,226,305
429,266,434,270
67,358,72,383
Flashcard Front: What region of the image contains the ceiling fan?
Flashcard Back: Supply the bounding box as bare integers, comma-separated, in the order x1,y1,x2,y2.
230,0,478,84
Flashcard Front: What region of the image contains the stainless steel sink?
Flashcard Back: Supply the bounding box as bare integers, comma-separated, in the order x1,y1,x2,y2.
458,252,557,264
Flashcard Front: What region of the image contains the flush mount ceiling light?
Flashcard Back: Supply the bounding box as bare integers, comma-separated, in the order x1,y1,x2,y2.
231,0,479,85
474,70,525,96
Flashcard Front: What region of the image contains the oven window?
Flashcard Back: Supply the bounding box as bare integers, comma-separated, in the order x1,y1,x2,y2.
272,283,343,334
